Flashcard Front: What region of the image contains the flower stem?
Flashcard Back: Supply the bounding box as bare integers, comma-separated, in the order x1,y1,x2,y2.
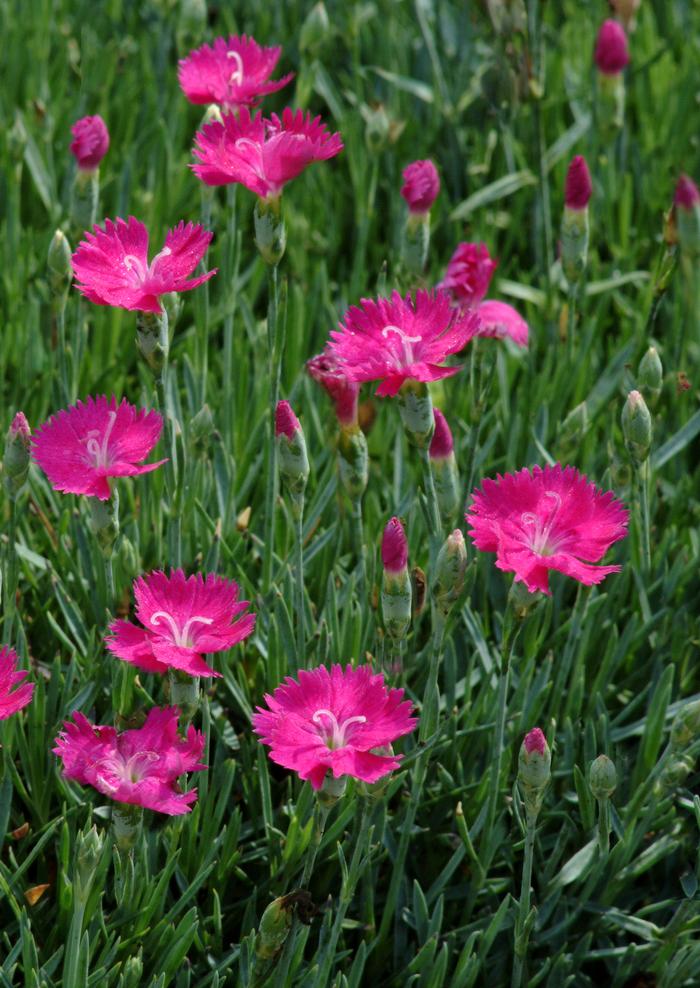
263,264,280,592
351,496,366,604
4,498,19,642
597,796,610,857
420,447,442,570
168,669,200,727
636,459,652,574
54,298,71,405
294,507,305,671
420,614,445,742
566,283,578,360
511,809,538,988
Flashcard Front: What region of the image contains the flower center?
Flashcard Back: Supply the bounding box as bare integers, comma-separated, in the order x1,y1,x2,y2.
149,611,214,648
520,490,563,556
382,324,422,365
94,750,160,791
85,410,117,469
312,709,367,749
226,49,244,86
123,247,172,284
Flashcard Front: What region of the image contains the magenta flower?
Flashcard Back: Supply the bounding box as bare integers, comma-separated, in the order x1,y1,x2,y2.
70,115,109,170
329,290,479,398
252,664,417,789
429,408,454,460
178,35,293,111
191,108,343,199
440,242,498,308
439,242,529,349
53,707,205,815
382,516,408,574
106,569,256,678
0,647,34,720
71,217,217,314
400,160,440,214
467,464,628,594
594,20,630,75
306,348,360,427
32,396,165,501
675,174,700,211
565,155,593,210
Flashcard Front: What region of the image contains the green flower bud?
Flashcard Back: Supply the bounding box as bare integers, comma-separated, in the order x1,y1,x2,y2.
256,896,295,960
381,517,411,642
364,103,390,154
558,401,589,449
638,347,663,404
47,230,73,298
670,699,700,750
254,196,286,266
3,412,31,500
517,728,551,818
120,953,144,988
276,402,309,517
338,425,368,501
621,389,652,463
190,404,216,458
75,825,105,906
434,530,467,617
589,754,617,800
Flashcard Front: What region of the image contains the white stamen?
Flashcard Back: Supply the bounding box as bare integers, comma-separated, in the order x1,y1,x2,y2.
85,410,117,469
123,253,146,280
149,611,214,648
312,709,367,749
226,50,244,86
520,490,563,556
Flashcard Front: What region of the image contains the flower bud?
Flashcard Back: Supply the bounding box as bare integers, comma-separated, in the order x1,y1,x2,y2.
300,2,331,54
256,896,295,960
364,104,390,153
397,380,435,449
306,349,359,427
669,698,700,750
674,174,700,258
561,156,592,284
136,311,169,377
381,517,411,641
594,20,630,75
47,230,73,299
4,412,31,500
254,196,286,266
74,825,105,906
401,160,440,215
622,389,652,463
276,401,309,516
190,404,216,458
558,401,589,449
638,347,663,404
117,535,139,578
434,530,467,617
338,425,368,501
517,728,551,818
70,115,109,172
589,754,617,800
161,290,183,331
429,409,460,519
120,954,144,988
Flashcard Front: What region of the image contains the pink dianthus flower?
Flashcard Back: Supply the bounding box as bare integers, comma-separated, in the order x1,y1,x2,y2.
439,242,529,348
71,217,216,314
106,569,256,678
0,647,34,720
674,174,700,211
400,160,440,214
70,115,110,170
253,664,416,790
191,107,343,199
178,35,293,112
382,516,408,574
32,396,165,501
329,289,479,398
594,20,630,75
306,348,360,427
467,464,628,595
565,155,593,210
53,707,205,815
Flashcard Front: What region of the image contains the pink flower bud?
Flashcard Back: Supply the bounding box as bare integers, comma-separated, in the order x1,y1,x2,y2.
564,155,593,210
439,242,498,308
306,348,359,427
523,727,547,755
9,412,31,443
674,174,700,211
594,20,630,75
400,160,440,214
429,409,454,460
381,516,408,574
70,115,110,170
275,400,301,440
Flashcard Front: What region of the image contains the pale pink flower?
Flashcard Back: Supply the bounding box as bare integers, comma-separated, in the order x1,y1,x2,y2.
674,175,700,211
252,664,416,789
106,569,255,678
400,160,440,214
329,290,479,398
594,20,630,75
306,348,360,427
440,242,529,349
71,217,217,314
178,35,293,111
191,107,343,198
382,516,408,574
467,464,628,594
565,155,593,210
440,242,497,308
32,396,165,501
53,707,205,815
0,647,34,720
70,115,109,170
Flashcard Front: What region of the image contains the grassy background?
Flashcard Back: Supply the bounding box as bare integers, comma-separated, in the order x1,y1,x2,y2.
1,0,700,985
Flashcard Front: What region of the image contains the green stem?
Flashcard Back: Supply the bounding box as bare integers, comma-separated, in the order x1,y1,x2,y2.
597,797,610,857
637,459,651,574
4,498,18,642
263,264,280,592
351,497,366,604
511,810,538,988
420,614,445,742
104,554,115,606
55,298,70,405
566,283,578,360
294,508,305,671
420,448,442,571
63,900,86,988
528,0,553,282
